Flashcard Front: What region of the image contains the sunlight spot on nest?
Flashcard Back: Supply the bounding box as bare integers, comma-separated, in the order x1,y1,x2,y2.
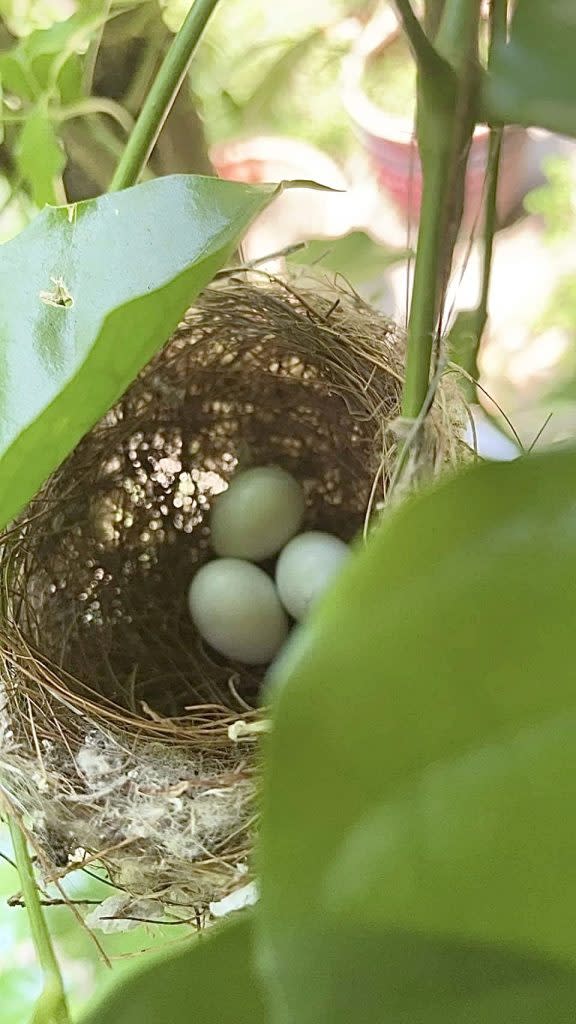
192,468,228,494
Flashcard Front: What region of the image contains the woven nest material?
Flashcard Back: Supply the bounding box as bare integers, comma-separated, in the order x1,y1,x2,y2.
0,272,464,918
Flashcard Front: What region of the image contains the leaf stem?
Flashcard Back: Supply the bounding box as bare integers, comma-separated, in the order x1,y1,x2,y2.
109,0,221,192
56,97,135,133
8,818,71,1024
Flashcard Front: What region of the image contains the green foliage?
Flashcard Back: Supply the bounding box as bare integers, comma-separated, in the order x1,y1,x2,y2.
287,231,409,285
0,1,71,37
447,308,480,401
485,0,576,137
524,156,575,242
0,3,105,210
0,173,282,532
15,110,65,205
189,0,356,156
79,917,266,1024
258,449,576,1021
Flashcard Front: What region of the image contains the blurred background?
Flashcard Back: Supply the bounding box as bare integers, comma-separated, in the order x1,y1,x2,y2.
1,0,576,1017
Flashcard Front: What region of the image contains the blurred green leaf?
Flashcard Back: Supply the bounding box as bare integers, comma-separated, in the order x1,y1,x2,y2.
0,4,103,103
15,110,65,206
259,449,576,1022
241,28,324,121
523,156,575,242
288,231,409,285
485,0,576,136
447,308,480,401
54,53,83,106
79,917,268,1024
0,173,290,532
0,51,36,102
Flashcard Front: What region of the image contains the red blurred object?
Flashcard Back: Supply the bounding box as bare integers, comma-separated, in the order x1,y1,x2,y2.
210,136,348,191
341,7,528,227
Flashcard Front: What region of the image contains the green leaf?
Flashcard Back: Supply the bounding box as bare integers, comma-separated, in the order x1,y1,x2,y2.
0,173,289,531
484,0,576,137
0,52,37,103
523,156,574,242
259,449,576,1022
446,308,480,401
15,111,65,206
287,231,409,286
79,916,268,1024
0,4,104,102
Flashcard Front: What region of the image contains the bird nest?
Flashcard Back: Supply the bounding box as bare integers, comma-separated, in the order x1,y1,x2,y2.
0,272,464,920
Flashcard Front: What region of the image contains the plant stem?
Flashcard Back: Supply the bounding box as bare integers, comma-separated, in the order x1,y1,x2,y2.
400,0,481,421
424,0,447,37
8,818,71,1024
393,0,451,77
477,0,507,332
476,126,502,337
450,0,507,398
109,0,221,191
402,152,451,417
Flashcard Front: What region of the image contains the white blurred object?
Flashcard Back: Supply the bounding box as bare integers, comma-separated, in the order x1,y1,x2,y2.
464,404,521,461
210,137,352,269
85,895,166,933
209,881,259,919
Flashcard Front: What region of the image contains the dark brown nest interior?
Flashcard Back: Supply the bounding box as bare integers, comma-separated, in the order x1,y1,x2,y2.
0,274,460,910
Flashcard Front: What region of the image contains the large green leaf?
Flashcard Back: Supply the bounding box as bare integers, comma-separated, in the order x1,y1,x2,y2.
484,0,576,137
258,449,576,1022
79,916,268,1024
0,173,290,531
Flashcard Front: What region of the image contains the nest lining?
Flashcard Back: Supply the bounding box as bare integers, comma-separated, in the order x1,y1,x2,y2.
0,272,463,913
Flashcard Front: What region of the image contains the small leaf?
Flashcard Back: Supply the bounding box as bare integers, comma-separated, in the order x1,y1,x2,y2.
15,111,66,207
287,231,409,285
259,449,576,1022
447,308,480,401
0,52,36,102
484,0,576,137
79,917,268,1024
0,173,295,531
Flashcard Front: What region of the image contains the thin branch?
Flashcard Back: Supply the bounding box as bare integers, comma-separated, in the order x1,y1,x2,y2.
528,412,554,453
110,0,221,191
9,897,101,907
0,848,18,870
56,97,135,134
